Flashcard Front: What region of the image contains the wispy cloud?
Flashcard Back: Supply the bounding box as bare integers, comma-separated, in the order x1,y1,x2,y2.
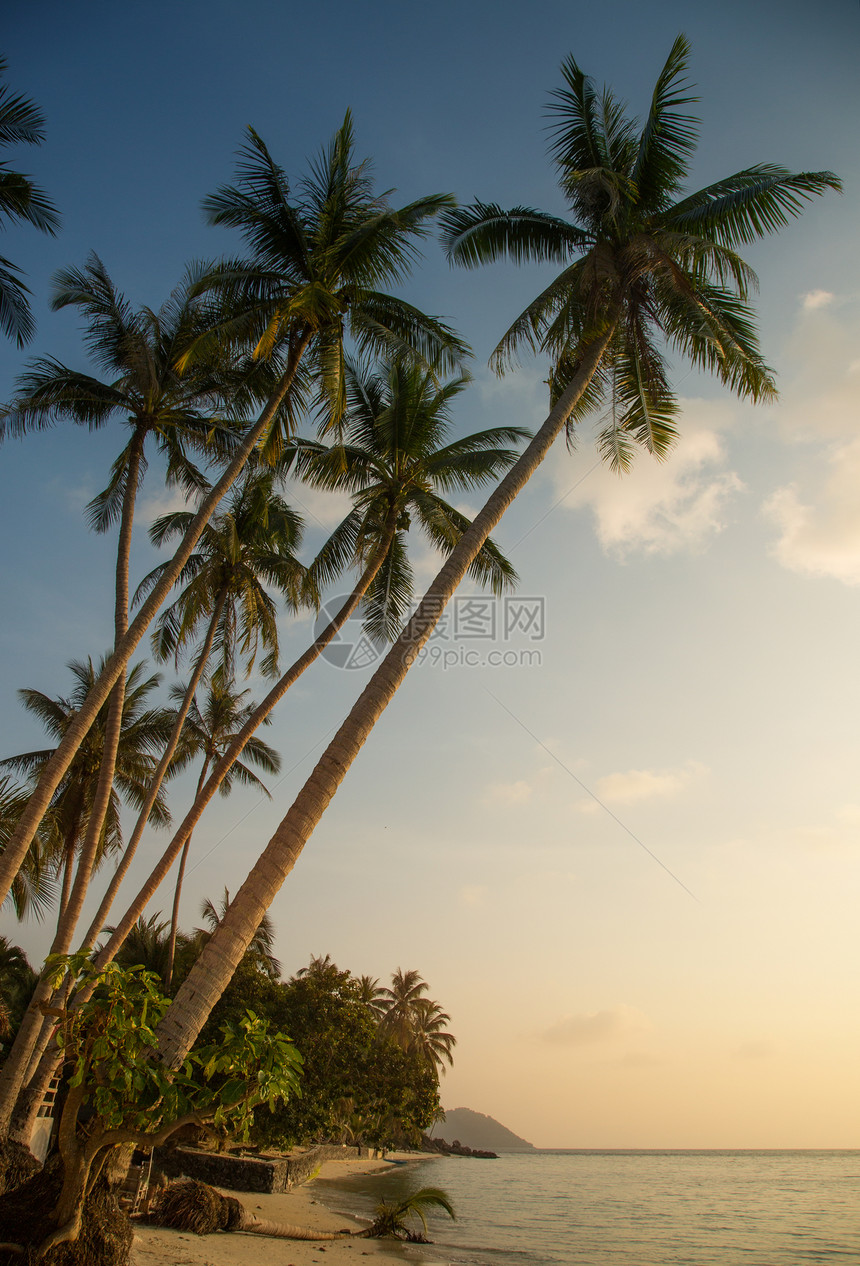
542,1005,652,1046
802,289,834,310
579,761,706,808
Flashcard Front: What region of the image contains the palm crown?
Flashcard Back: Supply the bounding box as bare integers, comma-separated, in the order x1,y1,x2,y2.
197,114,469,455
138,468,309,682
441,35,841,470
288,358,526,641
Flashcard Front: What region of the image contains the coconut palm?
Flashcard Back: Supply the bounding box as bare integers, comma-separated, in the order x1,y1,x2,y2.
151,38,839,1072
0,260,245,990
409,998,456,1074
0,114,465,922
378,969,431,1049
368,1187,455,1241
0,657,173,1126
91,357,516,978
0,775,56,921
0,658,173,928
0,57,60,345
142,467,308,683
355,974,387,1021
288,357,524,643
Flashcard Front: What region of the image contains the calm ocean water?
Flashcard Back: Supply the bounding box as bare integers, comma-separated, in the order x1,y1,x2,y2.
317,1150,860,1266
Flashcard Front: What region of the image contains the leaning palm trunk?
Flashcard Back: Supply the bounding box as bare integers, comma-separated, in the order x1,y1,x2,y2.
5,521,400,1146
0,329,312,912
84,589,229,953
155,327,614,1065
2,602,228,1144
93,514,399,972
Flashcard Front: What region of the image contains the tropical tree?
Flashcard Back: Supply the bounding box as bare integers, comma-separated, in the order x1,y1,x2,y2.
0,56,60,345
288,357,523,643
0,260,242,1014
0,657,173,928
143,466,308,683
91,356,517,978
0,113,465,924
152,36,839,1072
378,968,431,1049
409,998,456,1075
194,889,282,981
0,657,174,1127
0,774,56,921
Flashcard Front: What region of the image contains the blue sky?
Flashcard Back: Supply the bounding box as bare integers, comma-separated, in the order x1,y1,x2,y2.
2,1,860,1146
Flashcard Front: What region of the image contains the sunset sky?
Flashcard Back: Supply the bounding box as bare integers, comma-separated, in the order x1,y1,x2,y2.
2,0,859,1148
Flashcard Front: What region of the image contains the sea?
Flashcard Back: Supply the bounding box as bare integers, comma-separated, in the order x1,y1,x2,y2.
317,1150,860,1265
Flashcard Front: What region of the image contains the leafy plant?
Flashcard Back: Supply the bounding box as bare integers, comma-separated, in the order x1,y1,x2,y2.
369,1186,456,1241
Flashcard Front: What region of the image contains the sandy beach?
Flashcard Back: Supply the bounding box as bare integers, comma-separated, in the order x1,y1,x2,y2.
131,1152,450,1266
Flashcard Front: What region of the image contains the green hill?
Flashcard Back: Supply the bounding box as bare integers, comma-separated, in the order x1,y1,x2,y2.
434,1107,535,1152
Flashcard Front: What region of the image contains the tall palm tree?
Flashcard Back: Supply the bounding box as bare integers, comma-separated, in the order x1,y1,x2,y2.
0,261,243,996
0,57,60,345
289,357,524,643
0,658,173,928
409,998,456,1075
143,467,308,683
93,359,518,975
378,969,431,1049
0,658,172,1126
152,37,840,1072
0,115,465,924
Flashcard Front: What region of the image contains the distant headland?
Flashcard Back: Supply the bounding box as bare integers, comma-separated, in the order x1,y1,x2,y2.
433,1107,536,1152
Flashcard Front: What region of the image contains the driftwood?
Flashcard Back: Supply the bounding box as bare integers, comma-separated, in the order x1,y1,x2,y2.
149,1180,360,1241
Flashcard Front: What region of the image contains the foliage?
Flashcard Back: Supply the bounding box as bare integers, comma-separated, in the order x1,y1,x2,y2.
198,955,442,1148
44,952,301,1141
369,1186,456,1241
0,56,60,345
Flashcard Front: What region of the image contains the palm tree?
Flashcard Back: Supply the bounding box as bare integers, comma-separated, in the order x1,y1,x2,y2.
0,938,37,1050
409,998,456,1075
143,467,308,683
0,658,172,1126
0,260,243,1003
0,114,465,923
0,775,56,922
0,57,60,345
92,358,517,975
289,357,524,643
355,974,387,1022
106,912,175,982
78,469,306,964
162,683,281,988
378,969,431,1049
0,658,173,927
368,1187,455,1241
152,37,839,1072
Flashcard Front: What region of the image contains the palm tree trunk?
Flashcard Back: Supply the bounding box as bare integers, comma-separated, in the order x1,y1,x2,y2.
0,428,144,1135
93,512,399,973
164,760,210,991
155,326,615,1067
0,328,313,910
7,527,399,1145
81,589,229,952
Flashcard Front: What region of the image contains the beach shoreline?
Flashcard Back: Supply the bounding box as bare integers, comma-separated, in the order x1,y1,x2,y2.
131,1151,451,1266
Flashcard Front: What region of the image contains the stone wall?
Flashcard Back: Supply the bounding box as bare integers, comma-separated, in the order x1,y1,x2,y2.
154,1143,379,1194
